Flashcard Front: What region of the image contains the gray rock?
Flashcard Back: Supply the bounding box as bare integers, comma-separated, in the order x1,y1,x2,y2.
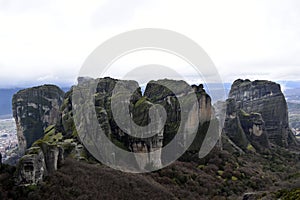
63,77,213,169
12,85,65,154
227,79,298,148
17,142,65,185
222,97,270,153
0,152,2,168
17,147,47,185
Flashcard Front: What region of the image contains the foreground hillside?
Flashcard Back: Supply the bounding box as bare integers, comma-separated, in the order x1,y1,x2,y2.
1,147,300,199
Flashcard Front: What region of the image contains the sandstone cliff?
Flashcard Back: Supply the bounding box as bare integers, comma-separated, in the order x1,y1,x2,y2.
12,85,64,154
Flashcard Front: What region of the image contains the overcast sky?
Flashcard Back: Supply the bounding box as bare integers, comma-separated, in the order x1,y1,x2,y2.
0,0,300,88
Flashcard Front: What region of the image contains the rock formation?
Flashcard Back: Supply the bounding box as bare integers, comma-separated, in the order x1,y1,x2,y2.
223,79,298,150
17,147,46,185
15,78,299,185
16,124,77,185
222,98,270,153
15,77,214,183
12,85,65,154
67,77,214,170
144,80,215,160
7,77,300,199
17,142,65,185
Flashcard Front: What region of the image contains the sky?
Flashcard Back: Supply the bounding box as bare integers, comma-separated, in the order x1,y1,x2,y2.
0,0,300,88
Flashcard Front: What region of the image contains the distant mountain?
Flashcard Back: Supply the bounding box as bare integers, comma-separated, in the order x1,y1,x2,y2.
285,88,300,102
0,88,22,117
61,87,71,93
279,81,300,89
0,87,70,118
282,86,300,131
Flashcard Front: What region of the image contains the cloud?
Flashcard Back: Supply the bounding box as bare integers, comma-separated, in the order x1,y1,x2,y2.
0,0,300,88
91,0,150,28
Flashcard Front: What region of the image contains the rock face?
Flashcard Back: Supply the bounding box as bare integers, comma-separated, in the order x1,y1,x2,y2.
144,80,214,156
63,77,213,170
224,79,298,149
223,98,270,153
17,147,46,185
12,77,300,188
12,85,65,154
17,143,65,185
13,78,214,181
17,125,67,185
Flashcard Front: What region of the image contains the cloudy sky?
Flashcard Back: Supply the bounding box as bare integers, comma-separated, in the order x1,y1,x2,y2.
0,0,300,88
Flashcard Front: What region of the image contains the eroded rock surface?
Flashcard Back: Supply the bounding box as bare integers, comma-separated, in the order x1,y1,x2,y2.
17,147,46,185
65,77,214,170
223,98,270,153
12,85,64,154
224,79,298,149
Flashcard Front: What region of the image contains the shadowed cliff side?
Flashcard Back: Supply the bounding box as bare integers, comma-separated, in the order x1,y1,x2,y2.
12,85,65,154
223,79,298,151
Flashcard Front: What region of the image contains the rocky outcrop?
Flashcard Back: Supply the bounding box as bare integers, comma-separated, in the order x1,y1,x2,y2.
62,77,213,170
13,77,214,180
17,147,46,185
13,77,300,187
16,123,87,185
224,79,298,149
12,85,65,154
222,98,270,153
9,77,300,197
17,143,65,185
144,80,214,155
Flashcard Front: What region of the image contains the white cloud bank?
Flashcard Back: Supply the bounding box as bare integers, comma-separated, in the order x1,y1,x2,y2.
0,0,300,88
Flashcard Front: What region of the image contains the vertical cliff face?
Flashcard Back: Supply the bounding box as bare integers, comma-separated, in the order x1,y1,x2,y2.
14,78,213,183
222,98,270,153
61,77,213,169
12,85,65,154
144,80,213,153
226,79,297,148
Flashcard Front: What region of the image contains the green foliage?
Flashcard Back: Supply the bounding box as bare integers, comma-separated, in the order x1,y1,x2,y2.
44,125,55,134
240,109,250,117
247,144,256,152
32,126,63,147
134,96,147,108
25,147,41,155
276,189,300,200
217,170,224,176
197,165,205,170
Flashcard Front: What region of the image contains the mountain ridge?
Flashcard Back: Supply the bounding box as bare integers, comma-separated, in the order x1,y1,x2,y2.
0,77,299,199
